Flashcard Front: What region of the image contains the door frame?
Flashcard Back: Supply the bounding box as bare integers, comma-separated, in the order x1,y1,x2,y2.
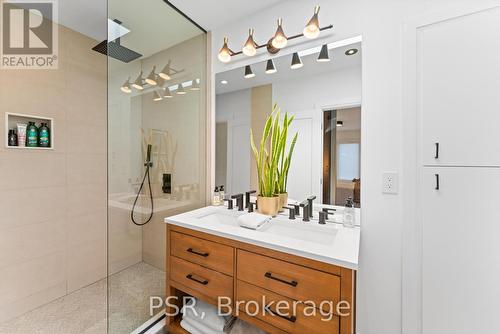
401,4,500,333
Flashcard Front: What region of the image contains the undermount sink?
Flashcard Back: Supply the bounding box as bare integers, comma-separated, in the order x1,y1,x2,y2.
195,210,338,245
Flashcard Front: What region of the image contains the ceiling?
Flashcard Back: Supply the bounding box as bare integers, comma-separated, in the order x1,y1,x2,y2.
168,0,286,30
53,0,286,42
215,42,361,95
108,0,204,60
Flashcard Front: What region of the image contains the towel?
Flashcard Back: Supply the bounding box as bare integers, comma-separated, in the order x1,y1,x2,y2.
237,212,271,230
180,319,204,334
182,316,228,334
182,298,232,332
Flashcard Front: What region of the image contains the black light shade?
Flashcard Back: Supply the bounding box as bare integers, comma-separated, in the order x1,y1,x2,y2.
244,65,255,78
336,121,343,127
265,59,277,74
290,52,303,69
317,44,330,62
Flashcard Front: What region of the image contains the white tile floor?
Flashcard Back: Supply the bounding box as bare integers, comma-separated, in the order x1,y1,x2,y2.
0,262,165,334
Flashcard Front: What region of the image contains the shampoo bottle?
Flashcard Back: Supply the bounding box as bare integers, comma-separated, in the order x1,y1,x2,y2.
38,122,50,147
8,129,18,146
26,121,38,147
219,185,225,202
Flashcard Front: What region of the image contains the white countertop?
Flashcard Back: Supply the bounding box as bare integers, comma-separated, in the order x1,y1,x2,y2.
164,205,360,270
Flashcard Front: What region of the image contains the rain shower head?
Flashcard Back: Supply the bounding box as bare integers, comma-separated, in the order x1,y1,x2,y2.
92,19,142,63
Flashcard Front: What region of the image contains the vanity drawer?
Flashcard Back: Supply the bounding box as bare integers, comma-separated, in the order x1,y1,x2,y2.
170,231,234,275
236,280,339,334
170,256,233,301
237,250,341,310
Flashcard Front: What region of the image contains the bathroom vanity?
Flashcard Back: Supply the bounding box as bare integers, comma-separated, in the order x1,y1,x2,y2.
164,206,359,334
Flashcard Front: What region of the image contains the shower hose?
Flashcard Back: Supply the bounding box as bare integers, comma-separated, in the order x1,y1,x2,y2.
131,145,154,226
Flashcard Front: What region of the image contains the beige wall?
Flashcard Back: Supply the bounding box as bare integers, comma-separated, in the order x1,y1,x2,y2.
250,85,272,191
0,26,106,322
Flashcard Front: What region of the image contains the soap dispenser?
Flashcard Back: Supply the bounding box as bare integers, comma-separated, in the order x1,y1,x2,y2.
212,186,221,206
343,197,355,228
219,185,225,202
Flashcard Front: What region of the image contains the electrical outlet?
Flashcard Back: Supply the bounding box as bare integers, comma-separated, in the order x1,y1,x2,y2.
382,172,398,194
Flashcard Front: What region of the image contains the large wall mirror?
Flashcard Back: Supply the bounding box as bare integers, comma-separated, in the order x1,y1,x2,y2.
215,38,361,207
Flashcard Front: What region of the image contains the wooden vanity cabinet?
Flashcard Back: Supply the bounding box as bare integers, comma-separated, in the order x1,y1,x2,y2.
166,224,356,334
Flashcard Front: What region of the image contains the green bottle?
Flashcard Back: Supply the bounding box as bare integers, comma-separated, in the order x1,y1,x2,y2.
38,122,50,147
26,122,38,147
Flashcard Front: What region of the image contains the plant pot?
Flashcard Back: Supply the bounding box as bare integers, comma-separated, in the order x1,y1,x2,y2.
277,193,288,212
257,196,279,217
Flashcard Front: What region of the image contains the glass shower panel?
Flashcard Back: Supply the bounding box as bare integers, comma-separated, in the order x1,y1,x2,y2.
107,1,207,332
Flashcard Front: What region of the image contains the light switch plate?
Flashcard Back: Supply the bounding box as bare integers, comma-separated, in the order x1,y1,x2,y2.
382,172,398,194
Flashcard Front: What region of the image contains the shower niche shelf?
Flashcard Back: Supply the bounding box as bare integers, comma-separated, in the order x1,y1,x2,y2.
5,113,54,150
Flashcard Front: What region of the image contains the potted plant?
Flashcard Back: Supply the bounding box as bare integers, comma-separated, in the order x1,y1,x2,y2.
275,112,298,211
250,104,297,216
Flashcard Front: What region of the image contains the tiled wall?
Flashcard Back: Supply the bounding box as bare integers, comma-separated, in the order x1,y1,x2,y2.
0,26,106,322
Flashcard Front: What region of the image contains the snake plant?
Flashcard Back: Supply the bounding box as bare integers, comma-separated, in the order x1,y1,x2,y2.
250,103,298,197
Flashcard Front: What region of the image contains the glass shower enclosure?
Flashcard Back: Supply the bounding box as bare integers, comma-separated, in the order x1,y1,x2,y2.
107,1,207,332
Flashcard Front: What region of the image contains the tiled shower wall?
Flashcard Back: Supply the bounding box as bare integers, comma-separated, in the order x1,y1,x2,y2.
0,25,107,322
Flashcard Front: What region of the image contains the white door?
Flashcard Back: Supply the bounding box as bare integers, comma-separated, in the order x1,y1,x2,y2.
420,7,500,166
421,167,500,334
226,119,250,195
286,109,322,203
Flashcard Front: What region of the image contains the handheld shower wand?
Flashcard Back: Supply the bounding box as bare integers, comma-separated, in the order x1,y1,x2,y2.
131,144,154,226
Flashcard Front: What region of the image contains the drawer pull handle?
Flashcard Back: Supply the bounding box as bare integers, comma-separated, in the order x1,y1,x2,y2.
187,248,209,257
265,305,297,323
434,142,439,159
264,271,298,287
186,273,209,285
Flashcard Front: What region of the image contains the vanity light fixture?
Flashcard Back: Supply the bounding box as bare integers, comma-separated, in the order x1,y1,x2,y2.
345,48,358,56
290,52,303,69
163,87,173,98
265,59,277,74
317,44,330,62
132,71,144,90
303,5,321,39
216,6,332,63
218,37,233,63
336,121,343,127
244,65,255,78
177,83,186,95
242,29,257,56
190,79,200,91
153,90,163,101
220,80,228,85
271,18,288,49
145,66,158,85
120,77,132,93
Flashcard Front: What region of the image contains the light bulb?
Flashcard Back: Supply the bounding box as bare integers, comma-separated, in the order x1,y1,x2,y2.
153,90,163,101
290,52,303,69
159,62,171,80
120,77,132,93
145,66,157,86
244,65,255,78
132,71,143,90
317,44,330,62
177,83,186,95
303,5,320,39
242,29,257,56
265,59,277,74
218,37,232,63
163,87,172,98
271,18,287,49
191,79,200,91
